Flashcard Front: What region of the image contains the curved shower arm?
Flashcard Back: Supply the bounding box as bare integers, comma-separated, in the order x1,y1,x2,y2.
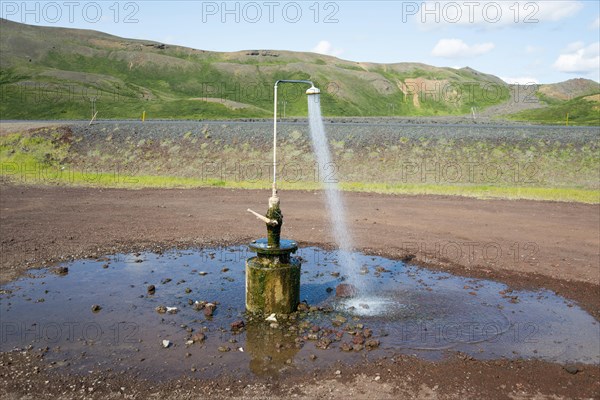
274,79,315,88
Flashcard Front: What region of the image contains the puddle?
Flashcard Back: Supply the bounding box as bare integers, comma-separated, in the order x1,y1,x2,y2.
1,247,598,380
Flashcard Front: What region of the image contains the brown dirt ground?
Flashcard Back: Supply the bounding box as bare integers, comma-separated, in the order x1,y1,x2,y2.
1,184,599,399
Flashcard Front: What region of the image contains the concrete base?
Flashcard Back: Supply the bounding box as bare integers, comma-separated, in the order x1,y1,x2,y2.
245,256,301,314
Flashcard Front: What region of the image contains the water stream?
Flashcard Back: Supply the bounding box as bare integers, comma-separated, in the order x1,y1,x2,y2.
307,94,360,288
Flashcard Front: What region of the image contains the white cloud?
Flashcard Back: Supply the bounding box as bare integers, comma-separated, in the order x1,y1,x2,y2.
311,40,343,57
534,1,584,21
591,16,600,30
500,77,540,85
553,41,600,74
431,39,495,58
415,1,583,29
564,41,584,52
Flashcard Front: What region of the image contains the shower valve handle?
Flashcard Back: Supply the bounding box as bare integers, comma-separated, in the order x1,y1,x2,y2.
247,209,278,226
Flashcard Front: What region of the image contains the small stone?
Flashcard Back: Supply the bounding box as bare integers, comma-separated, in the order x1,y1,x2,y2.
335,370,341,375
230,320,245,331
199,271,208,276
564,365,580,374
365,339,380,350
185,288,192,294
326,287,333,293
221,267,229,273
54,267,69,276
191,333,206,343
317,338,332,349
166,307,178,314
91,305,101,313
155,305,167,314
297,303,309,312
204,303,216,317
359,266,369,275
352,334,365,345
352,344,364,351
161,278,171,284
147,285,155,295
102,264,109,269
265,313,277,322
309,354,317,360
330,272,340,277
336,284,358,298
193,301,207,311
340,342,353,352
218,346,231,352
363,328,373,338
162,340,171,348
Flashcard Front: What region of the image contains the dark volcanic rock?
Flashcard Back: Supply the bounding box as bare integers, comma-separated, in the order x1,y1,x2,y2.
191,332,206,343
336,283,358,298
230,320,245,331
204,303,216,317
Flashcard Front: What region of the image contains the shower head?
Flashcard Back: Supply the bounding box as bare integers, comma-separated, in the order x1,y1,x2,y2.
306,86,321,95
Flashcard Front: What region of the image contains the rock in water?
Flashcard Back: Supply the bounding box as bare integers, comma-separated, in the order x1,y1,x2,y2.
230,320,245,331
204,303,216,317
336,283,358,298
191,332,206,343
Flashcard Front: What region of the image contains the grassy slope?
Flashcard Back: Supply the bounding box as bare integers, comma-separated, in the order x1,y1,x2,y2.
0,18,510,120
506,93,600,126
505,79,600,126
2,127,598,204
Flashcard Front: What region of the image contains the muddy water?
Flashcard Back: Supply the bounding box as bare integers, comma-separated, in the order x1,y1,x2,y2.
1,247,598,380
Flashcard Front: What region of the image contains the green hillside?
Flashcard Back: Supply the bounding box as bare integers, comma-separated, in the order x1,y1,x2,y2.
0,18,510,120
507,92,600,126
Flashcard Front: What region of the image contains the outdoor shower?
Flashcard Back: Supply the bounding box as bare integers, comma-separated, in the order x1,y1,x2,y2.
245,80,320,314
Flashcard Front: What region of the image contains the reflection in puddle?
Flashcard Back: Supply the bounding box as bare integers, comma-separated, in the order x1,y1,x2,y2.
0,246,598,380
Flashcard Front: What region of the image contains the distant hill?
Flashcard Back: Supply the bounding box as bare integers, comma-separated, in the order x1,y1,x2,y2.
0,19,597,123
538,78,599,101
0,18,514,120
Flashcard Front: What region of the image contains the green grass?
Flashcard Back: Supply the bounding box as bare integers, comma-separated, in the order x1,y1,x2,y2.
1,166,597,203
506,93,600,126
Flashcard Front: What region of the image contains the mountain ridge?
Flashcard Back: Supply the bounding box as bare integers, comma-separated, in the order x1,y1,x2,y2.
0,19,597,121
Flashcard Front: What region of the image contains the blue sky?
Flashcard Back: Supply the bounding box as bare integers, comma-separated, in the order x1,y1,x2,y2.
2,0,599,83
